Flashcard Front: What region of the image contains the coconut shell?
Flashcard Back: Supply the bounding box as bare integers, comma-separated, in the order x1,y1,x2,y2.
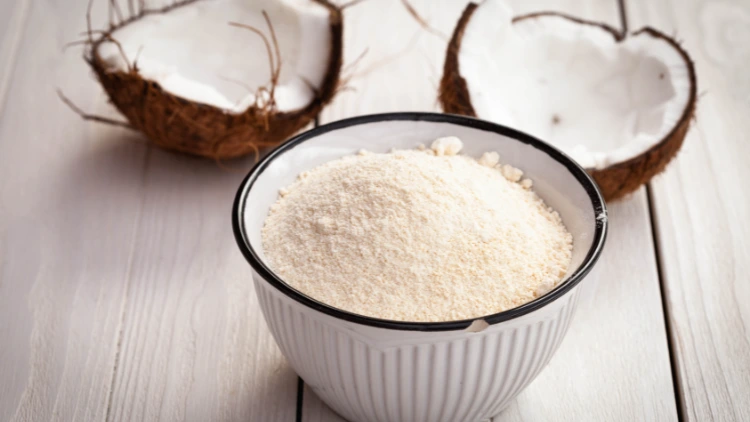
440,6,697,201
87,0,343,160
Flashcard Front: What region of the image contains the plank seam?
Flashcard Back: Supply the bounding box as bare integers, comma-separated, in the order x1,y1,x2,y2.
296,377,304,422
646,184,686,422
620,0,684,417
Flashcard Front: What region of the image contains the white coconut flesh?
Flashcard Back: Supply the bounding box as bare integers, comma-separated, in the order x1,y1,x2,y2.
459,0,693,170
97,0,331,113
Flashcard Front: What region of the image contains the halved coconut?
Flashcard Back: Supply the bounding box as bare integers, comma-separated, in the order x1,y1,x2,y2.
440,0,696,200
85,0,342,159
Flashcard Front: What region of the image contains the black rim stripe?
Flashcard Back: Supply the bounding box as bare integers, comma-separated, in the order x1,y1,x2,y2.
232,112,608,332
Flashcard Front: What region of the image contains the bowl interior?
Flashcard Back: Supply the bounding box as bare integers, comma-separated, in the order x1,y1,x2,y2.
238,114,605,326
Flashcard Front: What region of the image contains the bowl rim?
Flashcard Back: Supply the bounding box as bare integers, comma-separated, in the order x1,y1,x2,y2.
233,112,608,332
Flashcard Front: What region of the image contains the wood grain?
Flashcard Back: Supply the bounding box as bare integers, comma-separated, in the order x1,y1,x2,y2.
305,0,678,421
0,1,146,420
626,0,750,420
0,1,297,421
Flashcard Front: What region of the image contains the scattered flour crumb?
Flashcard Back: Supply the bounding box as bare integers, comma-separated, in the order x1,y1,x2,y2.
261,137,573,322
478,151,500,167
430,136,463,156
501,164,523,182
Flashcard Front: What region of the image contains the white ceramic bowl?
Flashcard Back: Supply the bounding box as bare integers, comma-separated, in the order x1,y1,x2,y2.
233,113,607,422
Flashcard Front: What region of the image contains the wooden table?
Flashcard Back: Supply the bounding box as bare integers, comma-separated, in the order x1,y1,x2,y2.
1,0,748,420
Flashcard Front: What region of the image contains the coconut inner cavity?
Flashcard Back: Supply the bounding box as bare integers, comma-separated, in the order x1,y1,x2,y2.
458,0,692,169
97,0,331,113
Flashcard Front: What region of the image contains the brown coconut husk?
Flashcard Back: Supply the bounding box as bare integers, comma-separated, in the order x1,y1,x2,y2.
440,6,697,201
71,0,343,160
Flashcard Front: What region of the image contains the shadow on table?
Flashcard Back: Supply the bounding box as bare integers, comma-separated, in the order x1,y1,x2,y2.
65,131,257,190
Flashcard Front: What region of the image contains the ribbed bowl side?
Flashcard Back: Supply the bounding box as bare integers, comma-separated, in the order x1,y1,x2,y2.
254,275,580,422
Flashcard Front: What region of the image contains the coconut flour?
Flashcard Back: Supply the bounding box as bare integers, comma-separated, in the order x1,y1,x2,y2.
261,137,573,322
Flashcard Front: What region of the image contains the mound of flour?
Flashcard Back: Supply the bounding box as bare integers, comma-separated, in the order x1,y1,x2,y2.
261,137,573,322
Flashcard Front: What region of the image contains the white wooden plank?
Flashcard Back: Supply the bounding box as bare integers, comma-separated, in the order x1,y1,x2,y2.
0,1,146,421
305,0,678,421
0,1,298,421
626,0,750,420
